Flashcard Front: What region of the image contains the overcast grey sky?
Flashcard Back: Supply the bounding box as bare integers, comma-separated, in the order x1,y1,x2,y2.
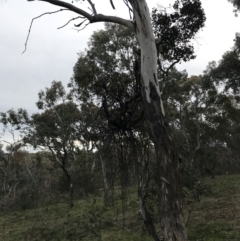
0,0,239,140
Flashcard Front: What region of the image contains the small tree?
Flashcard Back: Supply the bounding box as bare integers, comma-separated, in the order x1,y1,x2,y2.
1,81,82,207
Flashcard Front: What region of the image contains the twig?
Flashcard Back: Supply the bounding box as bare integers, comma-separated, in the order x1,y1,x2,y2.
110,0,115,9
74,18,88,28
72,21,90,32
123,0,133,19
22,8,68,54
57,16,81,29
87,0,97,15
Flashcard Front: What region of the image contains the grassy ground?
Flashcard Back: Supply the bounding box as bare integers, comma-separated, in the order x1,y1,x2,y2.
187,175,240,241
1,175,240,241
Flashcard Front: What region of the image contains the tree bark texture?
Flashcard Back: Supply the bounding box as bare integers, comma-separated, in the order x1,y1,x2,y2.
130,0,187,240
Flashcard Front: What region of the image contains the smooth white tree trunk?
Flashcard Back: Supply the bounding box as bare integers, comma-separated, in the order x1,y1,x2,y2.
130,1,187,240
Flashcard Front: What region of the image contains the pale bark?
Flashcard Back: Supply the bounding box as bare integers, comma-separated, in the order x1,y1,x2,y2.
95,142,110,206
129,1,187,240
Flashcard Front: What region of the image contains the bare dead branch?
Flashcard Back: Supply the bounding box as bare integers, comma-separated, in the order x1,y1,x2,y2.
22,9,69,54
57,16,81,29
87,0,97,15
37,0,133,30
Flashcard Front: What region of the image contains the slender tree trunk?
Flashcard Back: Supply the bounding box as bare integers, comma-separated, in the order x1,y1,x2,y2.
95,142,110,206
130,0,187,240
60,164,74,207
99,151,110,206
53,154,74,207
70,183,74,207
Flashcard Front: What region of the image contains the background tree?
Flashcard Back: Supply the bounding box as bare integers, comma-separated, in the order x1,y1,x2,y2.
0,133,48,210
206,33,240,95
29,82,82,207
202,37,240,174
1,81,82,207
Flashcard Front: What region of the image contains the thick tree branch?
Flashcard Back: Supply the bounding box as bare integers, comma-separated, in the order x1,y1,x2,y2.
37,0,134,30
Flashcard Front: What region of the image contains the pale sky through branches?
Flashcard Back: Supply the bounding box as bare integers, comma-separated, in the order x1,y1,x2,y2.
0,0,239,145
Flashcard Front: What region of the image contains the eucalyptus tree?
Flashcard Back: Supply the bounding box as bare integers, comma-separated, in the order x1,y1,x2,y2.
161,70,207,179
11,0,206,239
1,81,82,207
202,36,240,172
31,82,83,206
206,33,240,95
0,126,45,209
162,64,239,179
203,93,240,174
